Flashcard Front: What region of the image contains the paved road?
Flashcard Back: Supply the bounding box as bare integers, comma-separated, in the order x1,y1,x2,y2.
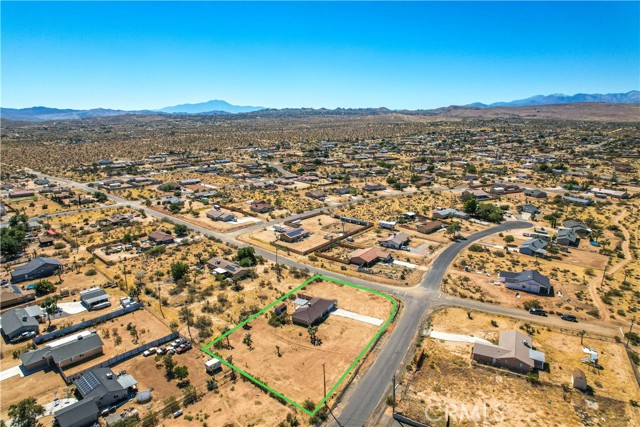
333,221,531,427
21,169,622,426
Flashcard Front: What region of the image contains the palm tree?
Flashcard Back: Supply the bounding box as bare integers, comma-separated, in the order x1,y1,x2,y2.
41,296,59,330
179,306,194,343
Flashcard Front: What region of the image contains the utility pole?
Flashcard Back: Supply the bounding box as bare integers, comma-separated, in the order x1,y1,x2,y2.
626,318,636,347
600,263,608,289
322,363,344,427
392,374,396,414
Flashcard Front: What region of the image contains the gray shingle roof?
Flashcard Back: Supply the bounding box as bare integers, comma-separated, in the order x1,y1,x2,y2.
54,398,99,427
0,307,39,336
11,257,62,278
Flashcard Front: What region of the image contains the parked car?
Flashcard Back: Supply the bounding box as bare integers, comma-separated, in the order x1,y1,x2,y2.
560,314,578,322
173,409,183,418
529,308,548,317
143,347,157,357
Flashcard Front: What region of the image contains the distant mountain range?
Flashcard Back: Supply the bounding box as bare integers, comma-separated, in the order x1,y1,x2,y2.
158,99,264,114
0,100,263,122
2,91,638,122
466,90,640,108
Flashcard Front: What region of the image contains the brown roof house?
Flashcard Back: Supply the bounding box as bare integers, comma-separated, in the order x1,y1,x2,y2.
417,221,444,234
348,247,392,267
207,257,250,280
250,201,273,213
472,330,545,373
148,231,174,245
291,297,337,326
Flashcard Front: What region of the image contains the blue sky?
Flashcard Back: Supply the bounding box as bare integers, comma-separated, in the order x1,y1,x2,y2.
2,2,639,110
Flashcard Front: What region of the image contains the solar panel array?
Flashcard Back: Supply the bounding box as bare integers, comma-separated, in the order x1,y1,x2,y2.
75,371,100,396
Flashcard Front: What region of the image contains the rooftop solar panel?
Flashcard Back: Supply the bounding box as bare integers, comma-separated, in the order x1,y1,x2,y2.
12,285,21,294
76,371,100,396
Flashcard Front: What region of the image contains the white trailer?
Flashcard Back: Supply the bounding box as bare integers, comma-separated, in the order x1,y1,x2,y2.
205,357,222,373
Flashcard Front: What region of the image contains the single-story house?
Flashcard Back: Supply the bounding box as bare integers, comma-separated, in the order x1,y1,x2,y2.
379,232,410,250
490,183,521,195
250,201,273,213
417,221,444,234
379,220,397,230
279,228,310,243
207,257,250,280
0,307,41,341
38,235,55,247
0,285,36,309
590,187,628,199
362,183,386,192
348,247,392,267
74,367,137,408
562,220,591,235
8,189,35,198
291,297,337,326
11,257,62,283
556,228,579,247
562,196,594,206
148,231,174,245
524,189,548,198
517,204,540,215
80,288,111,310
572,368,588,391
54,398,100,427
305,190,328,200
519,238,548,257
472,330,545,373
206,210,237,222
461,189,490,201
179,178,202,186
21,332,104,370
160,196,184,206
433,208,469,220
499,270,551,295
335,186,357,195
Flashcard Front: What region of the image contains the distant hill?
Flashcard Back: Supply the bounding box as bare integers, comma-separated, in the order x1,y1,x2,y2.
466,90,640,108
0,106,232,122
0,106,163,122
159,99,264,114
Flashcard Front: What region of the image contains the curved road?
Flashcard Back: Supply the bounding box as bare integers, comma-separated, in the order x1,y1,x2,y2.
332,221,531,427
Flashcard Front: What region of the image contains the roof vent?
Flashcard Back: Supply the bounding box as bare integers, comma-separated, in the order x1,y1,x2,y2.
106,372,113,379
22,316,28,322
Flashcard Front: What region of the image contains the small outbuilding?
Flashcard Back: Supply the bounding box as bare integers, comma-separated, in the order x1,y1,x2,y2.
572,368,588,391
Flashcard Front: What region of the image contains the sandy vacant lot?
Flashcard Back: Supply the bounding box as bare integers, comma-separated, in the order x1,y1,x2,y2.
396,308,640,427
211,279,393,406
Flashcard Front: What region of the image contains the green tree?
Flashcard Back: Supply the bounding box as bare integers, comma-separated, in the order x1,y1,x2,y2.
173,224,188,237
93,191,108,203
504,235,515,244
170,262,189,282
236,246,257,267
173,365,189,383
446,222,462,239
8,397,45,427
163,354,177,380
463,197,478,215
34,280,55,297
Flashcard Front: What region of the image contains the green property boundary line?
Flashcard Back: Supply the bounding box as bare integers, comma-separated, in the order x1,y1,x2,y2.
201,274,398,416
